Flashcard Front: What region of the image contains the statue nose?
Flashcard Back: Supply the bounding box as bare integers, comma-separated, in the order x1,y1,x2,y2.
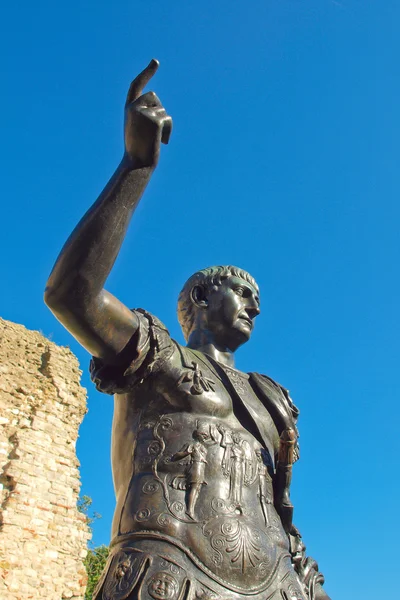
247,305,260,318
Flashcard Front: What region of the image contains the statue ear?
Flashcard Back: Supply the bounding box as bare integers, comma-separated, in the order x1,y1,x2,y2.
190,285,208,309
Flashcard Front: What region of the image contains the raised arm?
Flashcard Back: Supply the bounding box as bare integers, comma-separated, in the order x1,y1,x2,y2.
44,60,172,362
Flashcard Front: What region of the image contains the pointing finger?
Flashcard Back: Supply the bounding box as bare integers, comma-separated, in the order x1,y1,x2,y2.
125,59,159,106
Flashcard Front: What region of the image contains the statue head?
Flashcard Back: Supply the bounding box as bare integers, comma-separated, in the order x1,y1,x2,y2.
148,572,178,600
193,420,211,442
177,266,260,351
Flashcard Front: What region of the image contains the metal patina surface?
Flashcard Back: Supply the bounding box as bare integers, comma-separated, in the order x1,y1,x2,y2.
45,61,331,600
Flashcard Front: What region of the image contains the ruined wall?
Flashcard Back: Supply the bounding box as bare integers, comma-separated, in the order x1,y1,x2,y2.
0,318,90,599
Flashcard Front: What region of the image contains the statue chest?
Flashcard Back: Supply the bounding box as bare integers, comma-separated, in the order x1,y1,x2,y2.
115,410,288,593
110,348,287,592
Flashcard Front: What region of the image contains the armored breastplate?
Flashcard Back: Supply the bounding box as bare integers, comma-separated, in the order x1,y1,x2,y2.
113,355,291,595
90,301,323,600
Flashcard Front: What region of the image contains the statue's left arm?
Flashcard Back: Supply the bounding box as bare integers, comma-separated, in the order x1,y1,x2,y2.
249,374,331,599
274,430,330,599
279,425,331,600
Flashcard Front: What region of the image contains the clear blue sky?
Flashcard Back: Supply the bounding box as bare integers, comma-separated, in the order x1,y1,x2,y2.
1,2,399,597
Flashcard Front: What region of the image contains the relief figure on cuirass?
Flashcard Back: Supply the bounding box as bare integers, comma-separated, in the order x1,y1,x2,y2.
170,422,214,519
217,425,257,509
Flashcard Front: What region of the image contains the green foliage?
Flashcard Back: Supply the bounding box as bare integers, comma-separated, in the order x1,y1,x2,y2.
84,545,109,599
78,495,109,599
77,494,102,527
77,494,93,514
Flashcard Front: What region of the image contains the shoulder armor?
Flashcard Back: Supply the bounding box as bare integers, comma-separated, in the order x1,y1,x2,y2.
248,372,300,462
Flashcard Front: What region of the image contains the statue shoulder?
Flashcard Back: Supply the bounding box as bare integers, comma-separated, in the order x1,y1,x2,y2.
90,308,175,395
254,373,292,400
134,307,169,334
248,372,300,461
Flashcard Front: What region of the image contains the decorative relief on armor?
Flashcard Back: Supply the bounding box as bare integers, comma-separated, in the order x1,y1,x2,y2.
142,480,161,495
280,572,306,600
147,571,179,600
149,440,163,456
222,366,247,396
195,586,220,600
210,496,238,515
203,516,267,573
177,361,216,395
287,580,305,600
203,488,280,580
134,508,151,522
158,558,181,575
141,415,211,524
288,528,324,600
216,425,257,508
102,551,142,600
170,421,215,519
148,415,194,522
157,512,174,528
141,413,279,541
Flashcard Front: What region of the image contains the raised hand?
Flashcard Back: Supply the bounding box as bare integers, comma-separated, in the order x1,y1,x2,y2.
45,59,173,361
124,59,172,168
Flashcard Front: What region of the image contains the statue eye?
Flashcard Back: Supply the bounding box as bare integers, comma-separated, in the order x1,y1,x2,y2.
235,287,245,296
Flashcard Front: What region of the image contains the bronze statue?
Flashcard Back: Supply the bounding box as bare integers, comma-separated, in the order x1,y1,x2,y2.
45,60,331,600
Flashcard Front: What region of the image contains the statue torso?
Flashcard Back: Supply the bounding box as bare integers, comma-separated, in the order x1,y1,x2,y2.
90,310,305,598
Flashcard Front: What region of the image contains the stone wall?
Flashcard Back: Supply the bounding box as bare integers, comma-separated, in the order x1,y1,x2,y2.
0,318,90,599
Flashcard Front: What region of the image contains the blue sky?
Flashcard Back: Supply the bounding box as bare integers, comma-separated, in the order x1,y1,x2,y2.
2,1,399,597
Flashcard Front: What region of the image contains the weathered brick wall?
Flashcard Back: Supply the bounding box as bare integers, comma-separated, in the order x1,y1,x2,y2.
0,318,90,599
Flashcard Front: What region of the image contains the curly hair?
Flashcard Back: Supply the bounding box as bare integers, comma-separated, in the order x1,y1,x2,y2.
177,265,259,341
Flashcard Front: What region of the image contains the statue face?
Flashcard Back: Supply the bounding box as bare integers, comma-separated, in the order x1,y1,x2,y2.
232,432,242,444
148,572,178,600
205,276,260,351
194,429,209,442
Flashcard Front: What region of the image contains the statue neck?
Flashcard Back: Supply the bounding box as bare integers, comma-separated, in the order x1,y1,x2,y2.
186,329,235,368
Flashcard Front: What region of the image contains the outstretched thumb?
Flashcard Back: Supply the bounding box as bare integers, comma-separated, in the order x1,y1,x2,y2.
161,116,173,145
